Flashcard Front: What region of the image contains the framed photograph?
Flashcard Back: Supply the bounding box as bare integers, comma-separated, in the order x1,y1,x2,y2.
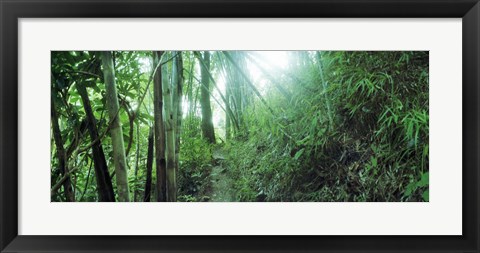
1,0,479,252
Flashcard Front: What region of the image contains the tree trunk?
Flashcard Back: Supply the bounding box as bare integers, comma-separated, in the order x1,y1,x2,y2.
200,51,216,144
133,121,140,202
163,52,177,202
153,51,167,202
51,98,75,202
224,52,275,116
173,53,183,182
144,127,154,202
216,54,241,135
101,51,130,202
187,54,195,118
225,78,231,140
196,52,239,134
76,82,115,202
232,52,245,131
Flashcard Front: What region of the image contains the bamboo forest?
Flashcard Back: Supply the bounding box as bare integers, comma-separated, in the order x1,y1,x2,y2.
51,51,429,202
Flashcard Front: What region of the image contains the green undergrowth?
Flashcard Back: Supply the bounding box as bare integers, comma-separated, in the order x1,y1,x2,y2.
222,52,429,202
177,117,214,202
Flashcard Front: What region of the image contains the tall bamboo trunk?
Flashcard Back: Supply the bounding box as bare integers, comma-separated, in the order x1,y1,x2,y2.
163,52,177,202
153,51,167,202
187,54,195,119
51,98,75,202
144,127,154,202
197,52,239,134
76,82,115,202
101,51,130,202
231,53,244,132
133,121,140,202
225,78,231,140
224,52,275,116
200,51,216,144
173,53,183,182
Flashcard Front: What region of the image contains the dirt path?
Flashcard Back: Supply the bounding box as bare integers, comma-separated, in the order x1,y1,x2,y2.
210,148,235,202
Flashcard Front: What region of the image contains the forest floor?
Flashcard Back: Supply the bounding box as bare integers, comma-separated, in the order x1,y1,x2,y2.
209,148,235,202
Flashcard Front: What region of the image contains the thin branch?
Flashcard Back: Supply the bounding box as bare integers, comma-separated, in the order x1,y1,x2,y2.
193,52,241,130
245,53,292,98
69,70,101,79
134,52,180,116
79,157,93,201
77,104,121,153
223,51,276,116
118,95,134,156
51,152,87,196
183,68,230,121
51,166,80,196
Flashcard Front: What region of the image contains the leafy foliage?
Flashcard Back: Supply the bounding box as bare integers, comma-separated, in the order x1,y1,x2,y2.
223,51,429,201
51,51,429,202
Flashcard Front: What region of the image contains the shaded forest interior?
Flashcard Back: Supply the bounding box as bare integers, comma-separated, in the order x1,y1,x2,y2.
51,51,429,202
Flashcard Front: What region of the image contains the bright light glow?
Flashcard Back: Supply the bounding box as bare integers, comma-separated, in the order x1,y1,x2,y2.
247,51,290,95
211,51,291,140
254,51,289,70
212,73,227,140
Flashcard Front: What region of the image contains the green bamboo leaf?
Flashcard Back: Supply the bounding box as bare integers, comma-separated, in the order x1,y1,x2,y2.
294,148,305,160
422,190,429,201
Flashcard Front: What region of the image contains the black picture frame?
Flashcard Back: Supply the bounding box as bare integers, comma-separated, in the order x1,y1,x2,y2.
1,0,479,252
